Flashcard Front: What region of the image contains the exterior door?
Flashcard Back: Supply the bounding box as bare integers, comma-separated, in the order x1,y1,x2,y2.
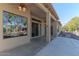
32,22,39,37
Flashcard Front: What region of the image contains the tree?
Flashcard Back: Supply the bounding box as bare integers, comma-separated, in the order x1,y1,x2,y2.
62,17,79,32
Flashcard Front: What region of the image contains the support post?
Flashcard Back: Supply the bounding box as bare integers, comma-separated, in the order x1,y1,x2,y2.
46,12,51,42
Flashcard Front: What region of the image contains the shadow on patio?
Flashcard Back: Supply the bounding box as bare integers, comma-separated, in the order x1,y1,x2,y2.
0,38,48,56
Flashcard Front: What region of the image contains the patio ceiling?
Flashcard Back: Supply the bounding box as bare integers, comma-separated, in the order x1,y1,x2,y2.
25,4,46,20
31,6,46,20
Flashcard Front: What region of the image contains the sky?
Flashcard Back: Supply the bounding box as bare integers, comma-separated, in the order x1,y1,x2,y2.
53,3,79,26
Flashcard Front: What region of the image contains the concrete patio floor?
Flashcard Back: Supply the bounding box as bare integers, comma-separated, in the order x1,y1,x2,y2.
0,39,48,56
1,32,79,56
36,37,79,56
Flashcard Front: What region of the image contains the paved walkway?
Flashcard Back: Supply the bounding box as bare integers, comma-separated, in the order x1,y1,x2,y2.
36,37,79,56
0,39,48,56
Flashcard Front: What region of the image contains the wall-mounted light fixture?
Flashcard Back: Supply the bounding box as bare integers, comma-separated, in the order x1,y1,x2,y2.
18,3,26,12
23,7,26,12
18,5,22,11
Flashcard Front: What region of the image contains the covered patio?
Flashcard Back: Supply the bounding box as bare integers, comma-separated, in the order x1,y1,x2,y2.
0,3,60,52
27,3,59,42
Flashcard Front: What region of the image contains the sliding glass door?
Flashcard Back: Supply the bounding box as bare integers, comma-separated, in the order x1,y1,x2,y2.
32,22,39,37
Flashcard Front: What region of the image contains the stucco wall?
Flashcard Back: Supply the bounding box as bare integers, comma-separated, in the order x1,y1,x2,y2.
0,4,31,51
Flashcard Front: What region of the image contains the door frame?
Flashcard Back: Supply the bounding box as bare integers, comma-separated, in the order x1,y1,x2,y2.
31,18,42,38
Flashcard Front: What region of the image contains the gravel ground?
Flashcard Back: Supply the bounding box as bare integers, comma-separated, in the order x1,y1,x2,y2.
58,32,79,40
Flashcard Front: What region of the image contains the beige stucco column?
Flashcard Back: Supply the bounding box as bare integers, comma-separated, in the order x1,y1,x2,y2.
27,7,32,40
46,12,51,42
57,21,62,36
0,11,3,39
41,20,44,36
52,21,58,38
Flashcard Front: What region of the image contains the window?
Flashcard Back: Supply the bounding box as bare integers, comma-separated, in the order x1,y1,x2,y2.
3,11,28,39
